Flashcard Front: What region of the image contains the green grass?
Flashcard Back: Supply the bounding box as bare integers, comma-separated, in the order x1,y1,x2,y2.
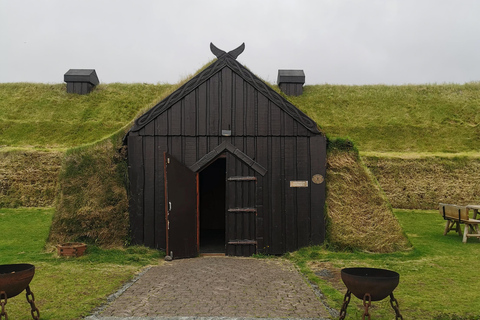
3,208,480,319
0,83,174,148
1,82,479,153
0,207,162,319
288,209,480,319
288,83,480,153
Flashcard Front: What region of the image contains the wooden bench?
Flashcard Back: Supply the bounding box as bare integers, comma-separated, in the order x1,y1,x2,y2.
439,203,480,243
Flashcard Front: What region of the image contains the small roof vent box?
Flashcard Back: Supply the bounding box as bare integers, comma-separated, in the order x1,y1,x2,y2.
277,69,305,96
64,69,99,94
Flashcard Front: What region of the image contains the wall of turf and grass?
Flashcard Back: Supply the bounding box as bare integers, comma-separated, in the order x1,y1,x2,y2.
2,81,479,250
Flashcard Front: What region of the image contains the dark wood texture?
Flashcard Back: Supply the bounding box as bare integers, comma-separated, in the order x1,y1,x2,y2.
64,69,99,94
279,83,304,96
164,153,198,258
125,45,326,256
277,70,305,96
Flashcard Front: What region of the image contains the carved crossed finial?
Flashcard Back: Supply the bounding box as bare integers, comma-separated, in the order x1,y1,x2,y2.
210,43,245,59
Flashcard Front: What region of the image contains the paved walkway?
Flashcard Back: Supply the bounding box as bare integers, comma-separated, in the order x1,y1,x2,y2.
87,257,331,319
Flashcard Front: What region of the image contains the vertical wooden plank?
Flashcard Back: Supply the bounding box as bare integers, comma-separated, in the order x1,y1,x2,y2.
143,136,155,247
245,84,255,135
297,137,311,247
257,137,272,254
144,121,154,136
207,136,219,154
208,73,220,135
221,68,232,133
235,160,243,257
310,135,327,244
284,113,295,136
257,93,269,136
297,123,310,136
270,136,284,254
246,137,256,209
251,210,257,255
236,212,243,256
127,135,144,245
155,113,168,136
256,175,264,253
234,74,244,136
270,103,281,136
154,136,168,250
170,136,183,162
184,91,196,136
184,137,197,167
255,137,267,252
168,101,182,136
226,153,237,256
197,84,208,136
284,136,297,252
197,136,208,161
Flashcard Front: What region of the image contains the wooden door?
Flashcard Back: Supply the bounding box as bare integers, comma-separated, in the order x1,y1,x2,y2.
164,152,198,259
226,174,257,256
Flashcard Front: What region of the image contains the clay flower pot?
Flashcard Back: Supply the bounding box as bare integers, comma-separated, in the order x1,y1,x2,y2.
57,242,87,257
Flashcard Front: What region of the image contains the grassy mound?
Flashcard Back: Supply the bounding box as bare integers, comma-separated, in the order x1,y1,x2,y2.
364,154,480,209
48,133,129,247
288,82,480,153
6,81,476,250
0,149,63,207
0,83,173,148
325,141,410,252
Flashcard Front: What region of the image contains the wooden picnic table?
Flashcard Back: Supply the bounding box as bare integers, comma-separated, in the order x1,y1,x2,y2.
467,204,480,219
439,203,480,243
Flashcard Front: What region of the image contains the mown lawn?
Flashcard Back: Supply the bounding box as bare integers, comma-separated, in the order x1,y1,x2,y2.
288,83,480,153
289,209,480,319
0,83,174,148
0,207,162,320
3,208,480,319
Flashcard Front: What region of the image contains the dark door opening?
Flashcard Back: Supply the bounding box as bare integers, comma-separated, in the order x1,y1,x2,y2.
199,157,226,253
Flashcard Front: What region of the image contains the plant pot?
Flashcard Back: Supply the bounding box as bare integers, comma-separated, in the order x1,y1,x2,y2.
57,242,87,257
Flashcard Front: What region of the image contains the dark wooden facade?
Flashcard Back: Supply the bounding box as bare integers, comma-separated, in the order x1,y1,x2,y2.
278,70,305,96
125,44,326,258
64,69,99,94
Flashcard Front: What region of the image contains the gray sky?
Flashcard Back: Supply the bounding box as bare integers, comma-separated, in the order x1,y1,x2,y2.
1,0,479,85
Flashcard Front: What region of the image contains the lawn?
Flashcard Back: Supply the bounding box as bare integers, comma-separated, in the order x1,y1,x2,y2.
0,83,174,148
288,83,480,153
3,208,480,319
289,209,480,319
0,207,162,320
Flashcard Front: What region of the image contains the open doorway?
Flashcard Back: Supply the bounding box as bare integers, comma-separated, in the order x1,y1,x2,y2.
199,156,226,253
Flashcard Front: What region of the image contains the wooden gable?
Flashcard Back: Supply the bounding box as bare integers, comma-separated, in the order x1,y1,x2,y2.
125,43,326,257
127,44,321,138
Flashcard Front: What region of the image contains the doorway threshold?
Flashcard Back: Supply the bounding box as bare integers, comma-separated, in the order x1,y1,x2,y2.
199,253,225,257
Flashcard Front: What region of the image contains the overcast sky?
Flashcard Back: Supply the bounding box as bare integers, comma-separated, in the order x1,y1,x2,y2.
1,0,479,85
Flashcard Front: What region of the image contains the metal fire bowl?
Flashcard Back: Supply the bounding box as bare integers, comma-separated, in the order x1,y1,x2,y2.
341,267,399,301
0,264,35,298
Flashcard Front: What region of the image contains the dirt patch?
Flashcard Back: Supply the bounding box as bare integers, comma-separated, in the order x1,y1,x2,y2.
308,261,345,292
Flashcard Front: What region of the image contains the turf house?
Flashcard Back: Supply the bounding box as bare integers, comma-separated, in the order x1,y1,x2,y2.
124,43,327,258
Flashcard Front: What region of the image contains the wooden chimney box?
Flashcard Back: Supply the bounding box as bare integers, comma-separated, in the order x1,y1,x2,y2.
277,70,305,96
64,69,99,94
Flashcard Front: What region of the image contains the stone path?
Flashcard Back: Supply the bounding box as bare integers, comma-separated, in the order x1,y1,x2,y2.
87,256,331,319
